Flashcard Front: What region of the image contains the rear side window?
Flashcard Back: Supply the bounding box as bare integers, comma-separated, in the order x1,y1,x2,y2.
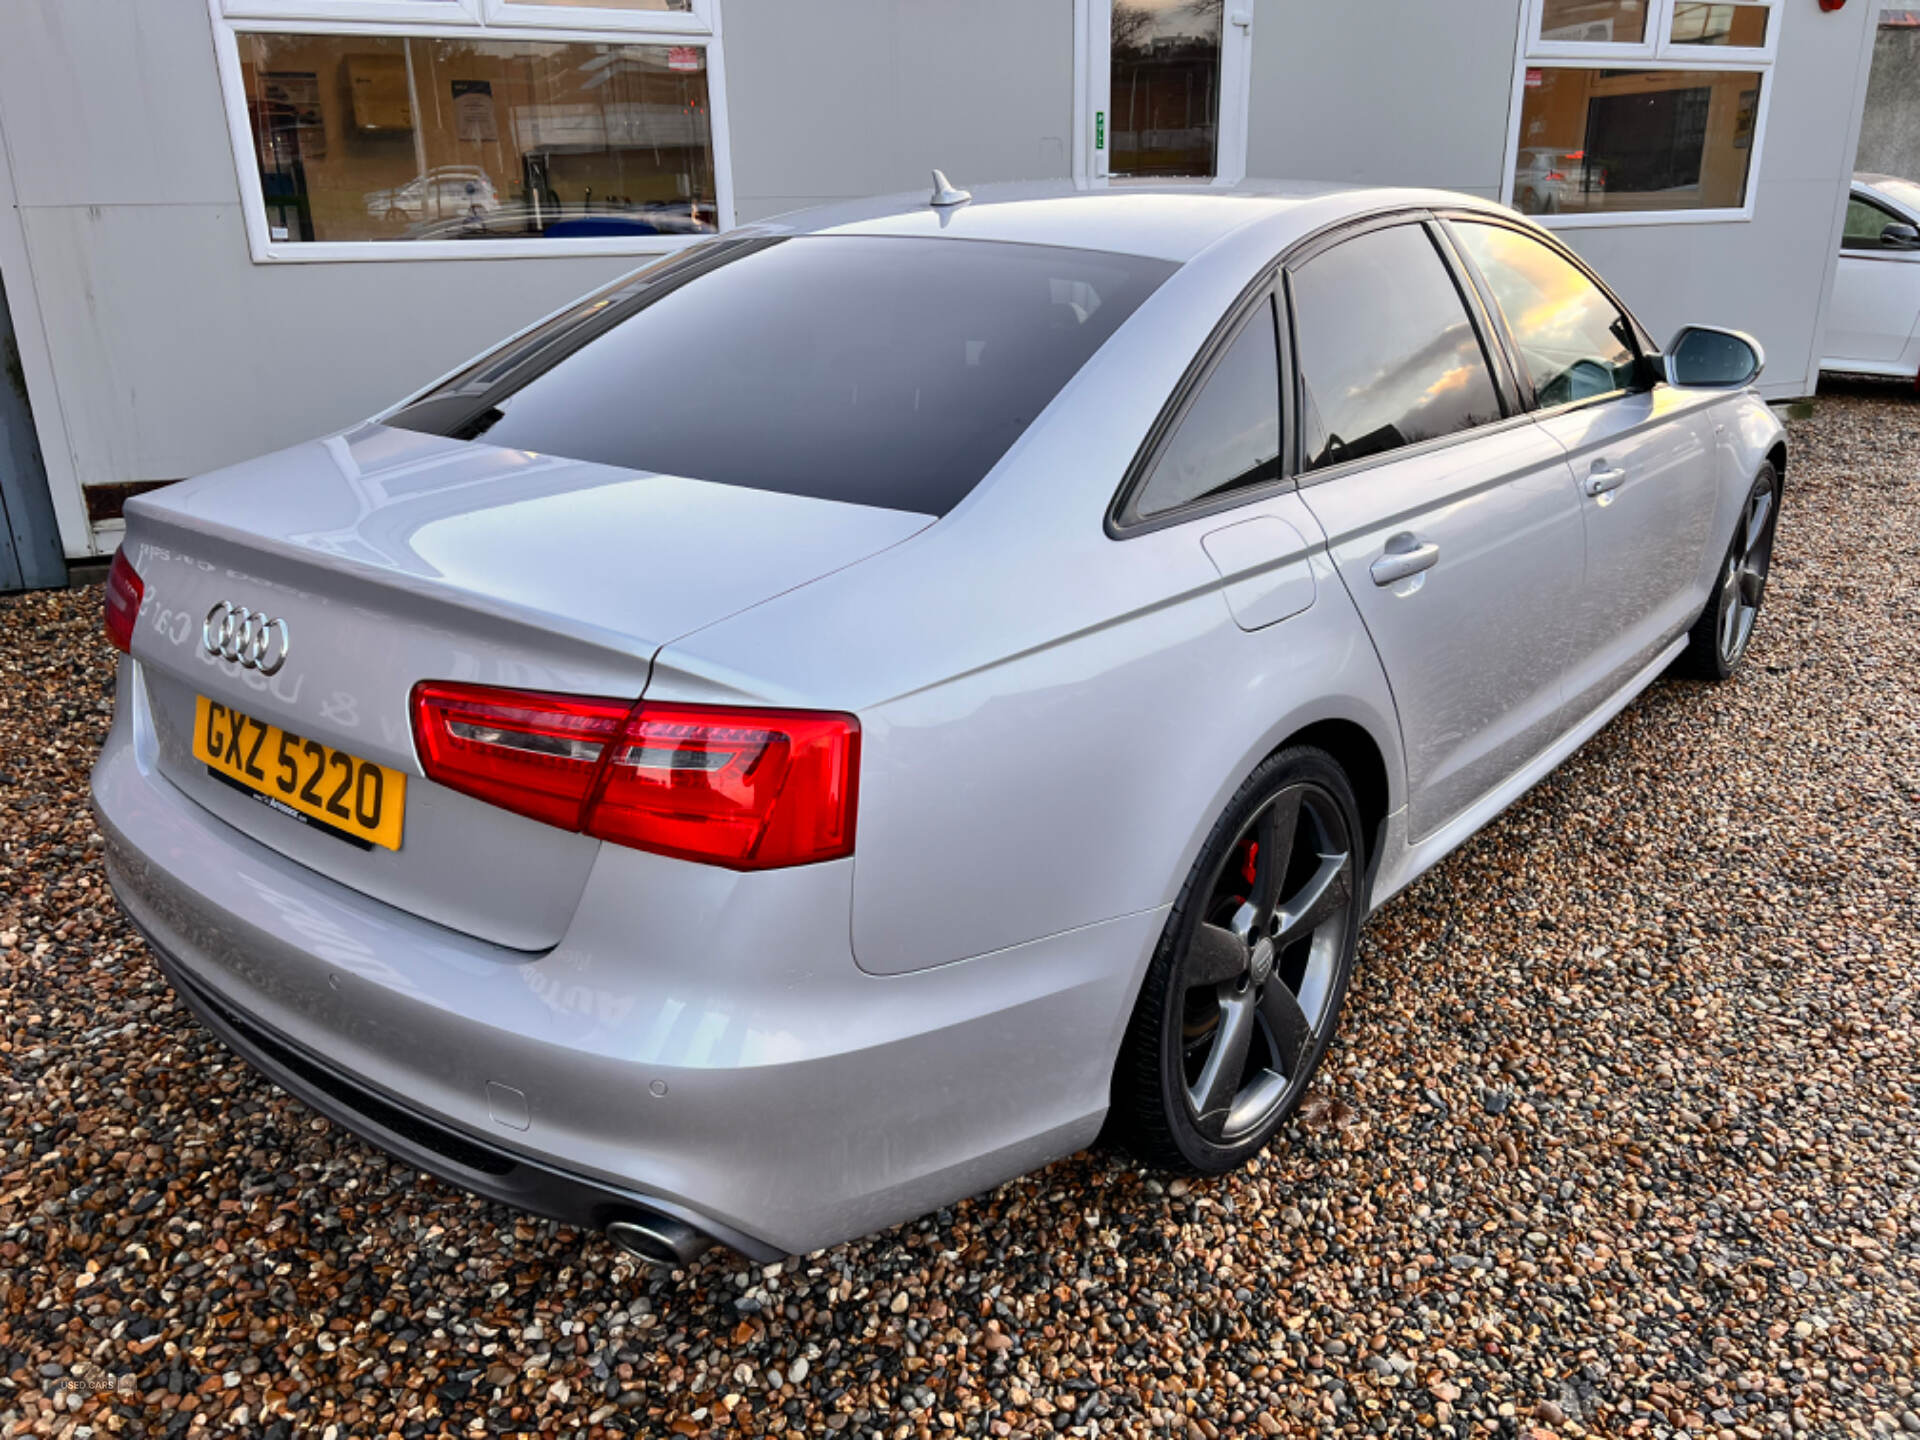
1290,224,1504,472
387,236,1175,516
1130,297,1282,521
1452,221,1639,407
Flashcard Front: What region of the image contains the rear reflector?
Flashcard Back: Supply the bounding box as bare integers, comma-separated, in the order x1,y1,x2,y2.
104,550,144,654
411,682,859,869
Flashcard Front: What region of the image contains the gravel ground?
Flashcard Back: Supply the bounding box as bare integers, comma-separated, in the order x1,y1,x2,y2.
4,386,1918,1440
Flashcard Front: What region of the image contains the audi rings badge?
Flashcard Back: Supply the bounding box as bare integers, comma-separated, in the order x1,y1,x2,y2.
202,602,291,676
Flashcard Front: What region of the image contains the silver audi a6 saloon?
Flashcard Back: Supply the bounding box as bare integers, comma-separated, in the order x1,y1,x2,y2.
93,180,1786,1265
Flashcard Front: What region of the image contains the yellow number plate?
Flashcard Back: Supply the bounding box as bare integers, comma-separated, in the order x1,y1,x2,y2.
193,695,406,851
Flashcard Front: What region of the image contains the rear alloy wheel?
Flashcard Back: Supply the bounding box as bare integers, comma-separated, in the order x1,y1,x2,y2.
1680,462,1779,680
1112,747,1365,1173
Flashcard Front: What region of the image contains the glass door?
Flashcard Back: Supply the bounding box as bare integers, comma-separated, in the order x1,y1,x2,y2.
1086,0,1251,182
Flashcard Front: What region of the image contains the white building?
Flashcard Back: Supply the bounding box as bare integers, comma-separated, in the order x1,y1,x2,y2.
0,0,1884,578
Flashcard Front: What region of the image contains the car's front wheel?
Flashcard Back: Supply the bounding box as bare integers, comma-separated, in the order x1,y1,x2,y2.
1680,461,1780,680
1111,746,1365,1173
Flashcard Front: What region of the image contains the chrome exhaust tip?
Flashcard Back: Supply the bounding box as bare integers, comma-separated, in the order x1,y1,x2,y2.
606,1212,713,1268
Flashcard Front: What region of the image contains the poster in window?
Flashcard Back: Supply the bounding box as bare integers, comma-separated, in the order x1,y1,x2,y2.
452,79,498,144
1735,87,1758,149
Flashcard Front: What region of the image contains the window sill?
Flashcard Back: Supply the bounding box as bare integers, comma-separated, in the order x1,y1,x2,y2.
245,233,711,264
1523,207,1755,229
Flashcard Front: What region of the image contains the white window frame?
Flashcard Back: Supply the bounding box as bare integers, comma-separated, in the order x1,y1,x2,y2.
1504,0,1775,227
481,0,711,37
210,0,733,262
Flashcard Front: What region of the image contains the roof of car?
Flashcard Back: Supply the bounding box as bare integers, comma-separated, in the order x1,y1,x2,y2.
741,179,1517,263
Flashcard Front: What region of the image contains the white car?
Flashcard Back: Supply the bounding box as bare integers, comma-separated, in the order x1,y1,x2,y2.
365,166,500,225
1822,173,1920,380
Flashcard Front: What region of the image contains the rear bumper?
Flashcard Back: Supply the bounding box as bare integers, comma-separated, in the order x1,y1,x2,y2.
92,661,1161,1256
137,921,772,1257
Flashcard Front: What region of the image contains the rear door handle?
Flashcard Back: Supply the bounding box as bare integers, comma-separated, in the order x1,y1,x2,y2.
1370,540,1440,586
1584,464,1627,497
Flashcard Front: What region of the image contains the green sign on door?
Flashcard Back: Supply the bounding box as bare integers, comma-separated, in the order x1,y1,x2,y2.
1095,110,1105,150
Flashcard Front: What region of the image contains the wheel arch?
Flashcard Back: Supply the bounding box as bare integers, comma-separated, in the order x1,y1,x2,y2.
1281,717,1392,881
1102,710,1391,1162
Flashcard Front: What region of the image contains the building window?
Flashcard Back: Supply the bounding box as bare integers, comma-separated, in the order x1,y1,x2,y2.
1540,0,1651,46
1109,0,1223,178
1510,0,1773,224
213,0,729,260
1668,3,1770,48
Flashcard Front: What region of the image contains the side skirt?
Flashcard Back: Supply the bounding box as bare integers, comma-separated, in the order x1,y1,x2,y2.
1365,634,1688,913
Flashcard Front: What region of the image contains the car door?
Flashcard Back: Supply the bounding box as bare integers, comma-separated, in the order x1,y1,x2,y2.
1289,219,1589,843
1448,218,1721,723
1824,190,1920,371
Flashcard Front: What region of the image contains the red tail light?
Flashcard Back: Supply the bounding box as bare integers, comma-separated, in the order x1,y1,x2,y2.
410,683,630,831
104,550,144,654
410,682,859,870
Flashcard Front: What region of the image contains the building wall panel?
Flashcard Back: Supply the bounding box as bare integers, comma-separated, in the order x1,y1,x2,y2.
1245,0,1522,197
723,0,1074,222
18,202,630,492
0,0,239,209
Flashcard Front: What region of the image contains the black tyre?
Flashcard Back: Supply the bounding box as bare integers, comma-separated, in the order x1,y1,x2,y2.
1110,746,1365,1173
1679,461,1780,681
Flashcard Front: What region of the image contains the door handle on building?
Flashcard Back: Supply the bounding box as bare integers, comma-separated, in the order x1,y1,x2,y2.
1370,538,1440,586
1584,464,1627,497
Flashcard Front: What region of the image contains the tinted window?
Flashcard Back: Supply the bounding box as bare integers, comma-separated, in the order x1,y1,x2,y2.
1131,298,1281,520
1290,225,1504,471
1843,195,1903,249
1453,222,1639,406
388,236,1175,516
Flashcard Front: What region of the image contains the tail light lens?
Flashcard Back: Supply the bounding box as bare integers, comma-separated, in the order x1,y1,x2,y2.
410,682,859,870
410,683,630,831
103,550,144,653
589,705,860,868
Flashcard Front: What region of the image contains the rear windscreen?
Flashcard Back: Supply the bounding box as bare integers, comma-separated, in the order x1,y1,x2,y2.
386,236,1176,516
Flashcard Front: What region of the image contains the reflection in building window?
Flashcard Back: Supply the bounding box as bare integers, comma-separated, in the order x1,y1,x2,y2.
1109,0,1223,177
1539,0,1650,46
1669,2,1769,47
1511,68,1760,216
239,32,717,244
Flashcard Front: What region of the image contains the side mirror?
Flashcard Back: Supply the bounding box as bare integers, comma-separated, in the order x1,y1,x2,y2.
1882,221,1920,249
1662,325,1764,389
